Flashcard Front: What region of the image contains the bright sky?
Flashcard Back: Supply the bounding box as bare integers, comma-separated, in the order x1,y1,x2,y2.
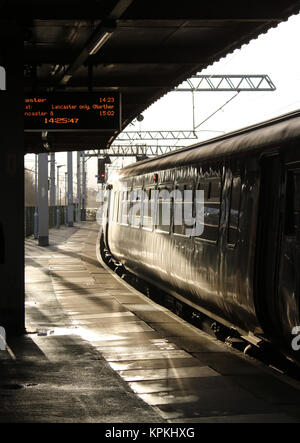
25,12,300,192
134,12,300,136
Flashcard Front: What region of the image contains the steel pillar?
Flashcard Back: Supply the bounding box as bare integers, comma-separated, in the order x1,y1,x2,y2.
77,151,81,222
38,153,49,246
0,21,25,334
34,154,38,238
67,152,74,227
50,152,56,206
82,152,86,221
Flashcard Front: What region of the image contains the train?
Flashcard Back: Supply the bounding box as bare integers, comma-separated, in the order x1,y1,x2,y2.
101,110,300,363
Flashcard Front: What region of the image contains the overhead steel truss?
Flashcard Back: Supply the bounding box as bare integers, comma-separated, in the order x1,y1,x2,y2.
114,75,276,142
115,130,198,141
175,74,276,92
114,129,224,142
86,144,186,158
86,74,276,159
174,74,276,131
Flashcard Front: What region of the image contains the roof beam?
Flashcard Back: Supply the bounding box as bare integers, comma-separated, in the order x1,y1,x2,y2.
24,50,208,64
56,0,135,87
120,1,300,20
59,78,175,88
5,0,300,20
108,0,136,21
90,52,210,65
24,77,172,89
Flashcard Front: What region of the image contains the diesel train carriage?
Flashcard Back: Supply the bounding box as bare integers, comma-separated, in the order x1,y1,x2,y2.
102,110,300,363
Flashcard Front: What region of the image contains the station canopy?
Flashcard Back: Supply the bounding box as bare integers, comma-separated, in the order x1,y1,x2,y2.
16,0,300,153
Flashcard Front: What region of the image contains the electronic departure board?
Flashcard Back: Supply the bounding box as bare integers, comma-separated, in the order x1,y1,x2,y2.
24,92,121,131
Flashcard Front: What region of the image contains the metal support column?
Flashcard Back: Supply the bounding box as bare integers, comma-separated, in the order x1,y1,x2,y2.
82,151,86,221
50,152,56,206
77,151,81,222
64,172,68,225
38,153,49,246
34,154,38,239
0,20,25,334
67,151,73,227
56,164,64,228
192,91,195,132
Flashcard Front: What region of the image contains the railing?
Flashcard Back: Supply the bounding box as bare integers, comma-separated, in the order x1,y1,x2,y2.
25,205,69,237
24,206,97,237
24,207,36,237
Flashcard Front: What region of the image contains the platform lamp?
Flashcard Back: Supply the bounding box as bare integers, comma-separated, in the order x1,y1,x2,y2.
88,25,115,56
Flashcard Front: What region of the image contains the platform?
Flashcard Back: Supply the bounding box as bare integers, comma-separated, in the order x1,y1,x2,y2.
1,222,300,423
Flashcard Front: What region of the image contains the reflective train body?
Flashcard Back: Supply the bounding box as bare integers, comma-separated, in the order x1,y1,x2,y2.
103,111,300,361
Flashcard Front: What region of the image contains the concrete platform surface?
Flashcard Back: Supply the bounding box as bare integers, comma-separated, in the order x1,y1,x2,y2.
1,222,300,423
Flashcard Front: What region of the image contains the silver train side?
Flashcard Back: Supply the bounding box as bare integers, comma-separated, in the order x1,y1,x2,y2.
103,110,300,362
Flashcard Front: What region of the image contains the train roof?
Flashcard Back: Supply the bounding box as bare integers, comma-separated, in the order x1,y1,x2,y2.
119,110,300,178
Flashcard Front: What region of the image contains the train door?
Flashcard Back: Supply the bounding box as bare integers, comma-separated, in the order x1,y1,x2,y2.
277,166,300,341
255,154,282,337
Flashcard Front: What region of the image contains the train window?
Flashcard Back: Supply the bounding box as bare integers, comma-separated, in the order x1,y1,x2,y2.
142,188,155,230
113,191,119,223
156,187,171,234
197,176,221,242
208,179,221,202
130,188,142,228
173,186,184,236
107,191,114,222
119,189,129,225
184,187,196,236
109,191,114,222
117,190,122,224
228,175,242,245
173,184,194,237
285,170,300,236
